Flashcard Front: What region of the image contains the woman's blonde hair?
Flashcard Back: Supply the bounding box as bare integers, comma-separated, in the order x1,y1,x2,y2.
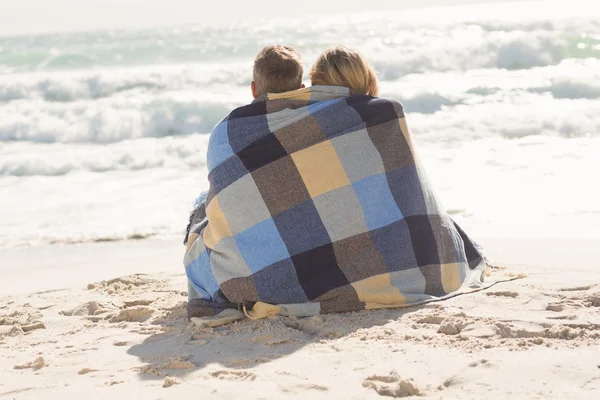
309,45,379,96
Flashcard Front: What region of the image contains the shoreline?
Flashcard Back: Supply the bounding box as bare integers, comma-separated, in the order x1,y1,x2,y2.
2,236,599,295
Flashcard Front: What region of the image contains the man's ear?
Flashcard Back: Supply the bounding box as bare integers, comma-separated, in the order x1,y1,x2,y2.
251,81,259,99
300,83,306,89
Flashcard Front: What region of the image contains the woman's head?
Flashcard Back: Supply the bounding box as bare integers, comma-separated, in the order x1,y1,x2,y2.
309,45,379,96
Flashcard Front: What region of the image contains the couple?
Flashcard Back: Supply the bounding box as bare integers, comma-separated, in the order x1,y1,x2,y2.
184,45,486,324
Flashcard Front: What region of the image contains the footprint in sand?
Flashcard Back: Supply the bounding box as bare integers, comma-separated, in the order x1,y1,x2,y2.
109,306,154,323
459,323,500,338
136,359,194,378
222,358,271,368
586,293,600,307
251,335,293,345
60,301,119,319
160,359,195,370
14,357,46,371
486,291,519,298
279,383,329,393
91,275,163,296
559,285,596,292
549,286,599,310
22,321,46,332
495,321,546,339
163,376,182,388
207,370,257,381
441,359,497,390
1,306,44,336
415,315,445,325
546,315,577,320
546,304,565,312
78,368,99,375
0,324,25,337
468,359,492,368
363,371,422,398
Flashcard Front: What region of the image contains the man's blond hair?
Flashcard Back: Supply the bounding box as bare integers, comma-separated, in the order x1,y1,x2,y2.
309,45,379,96
253,45,304,96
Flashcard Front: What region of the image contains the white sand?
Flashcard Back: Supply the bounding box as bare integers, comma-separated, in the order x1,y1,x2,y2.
1,238,599,399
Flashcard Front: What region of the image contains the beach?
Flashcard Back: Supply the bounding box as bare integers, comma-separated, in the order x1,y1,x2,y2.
1,237,599,399
2,0,600,397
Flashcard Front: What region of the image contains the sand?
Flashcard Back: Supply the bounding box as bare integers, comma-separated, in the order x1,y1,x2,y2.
1,237,599,399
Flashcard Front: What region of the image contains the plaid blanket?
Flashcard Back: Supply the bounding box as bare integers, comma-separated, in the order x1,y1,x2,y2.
184,85,486,324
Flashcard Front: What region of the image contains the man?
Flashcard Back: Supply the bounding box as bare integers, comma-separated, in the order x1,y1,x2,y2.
250,45,305,98
183,45,310,321
184,45,305,249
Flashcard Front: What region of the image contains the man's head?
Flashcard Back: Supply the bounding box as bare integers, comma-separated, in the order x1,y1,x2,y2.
251,45,305,98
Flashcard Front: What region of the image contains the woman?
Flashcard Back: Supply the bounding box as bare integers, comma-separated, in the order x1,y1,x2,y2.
184,45,487,325
309,45,380,96
303,44,487,299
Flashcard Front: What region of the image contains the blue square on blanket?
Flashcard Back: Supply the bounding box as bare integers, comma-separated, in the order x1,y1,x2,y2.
352,173,404,231
253,258,309,304
273,200,331,256
208,154,248,195
234,218,290,274
207,119,235,172
385,167,429,217
311,99,365,139
236,133,287,172
405,215,442,267
346,96,400,128
306,98,343,116
227,103,271,153
370,219,418,272
291,242,348,300
185,250,219,301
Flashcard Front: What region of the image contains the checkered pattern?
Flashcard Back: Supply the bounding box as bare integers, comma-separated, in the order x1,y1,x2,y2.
185,85,484,318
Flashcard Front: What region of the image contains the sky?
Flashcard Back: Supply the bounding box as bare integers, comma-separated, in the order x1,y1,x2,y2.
0,0,531,37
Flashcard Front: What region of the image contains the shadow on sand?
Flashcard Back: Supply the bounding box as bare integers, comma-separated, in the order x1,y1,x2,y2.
127,302,428,381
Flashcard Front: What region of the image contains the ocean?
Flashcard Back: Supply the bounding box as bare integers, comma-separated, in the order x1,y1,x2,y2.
1,1,599,248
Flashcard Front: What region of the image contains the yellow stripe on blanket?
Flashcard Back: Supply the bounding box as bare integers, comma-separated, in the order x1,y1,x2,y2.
243,302,281,320
203,197,233,248
292,140,351,198
185,232,199,253
267,88,312,101
351,273,406,309
441,263,463,293
399,118,414,151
